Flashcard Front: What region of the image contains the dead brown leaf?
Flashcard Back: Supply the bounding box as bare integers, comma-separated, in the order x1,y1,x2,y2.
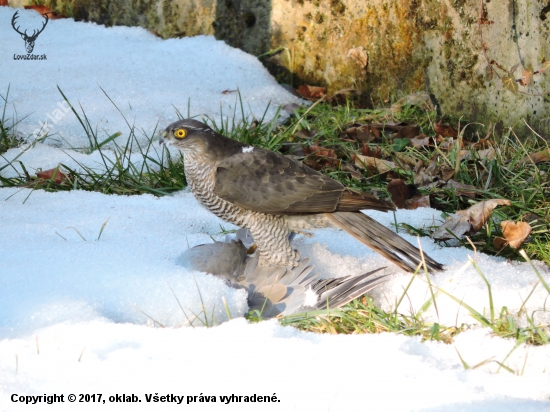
350,170,363,181
439,138,458,151
361,145,382,158
387,179,409,208
493,220,532,250
405,194,430,210
394,124,421,139
369,123,406,133
466,199,511,232
387,179,428,209
444,180,478,198
414,157,454,186
297,85,326,100
434,120,458,138
477,147,496,160
432,199,511,240
352,154,396,175
457,147,496,162
522,149,550,164
345,125,377,144
36,167,67,184
414,158,436,186
303,144,339,169
392,152,418,170
410,135,432,148
24,5,65,19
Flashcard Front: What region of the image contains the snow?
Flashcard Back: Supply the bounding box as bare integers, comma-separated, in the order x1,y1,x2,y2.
1,7,550,412
1,8,300,150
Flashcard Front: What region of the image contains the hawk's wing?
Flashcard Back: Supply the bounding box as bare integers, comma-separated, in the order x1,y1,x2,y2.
213,148,344,215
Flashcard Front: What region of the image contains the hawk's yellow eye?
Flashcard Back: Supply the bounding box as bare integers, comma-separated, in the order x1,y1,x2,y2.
174,129,187,139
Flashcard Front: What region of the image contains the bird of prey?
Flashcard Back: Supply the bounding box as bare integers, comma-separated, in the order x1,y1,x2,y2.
179,231,388,318
161,118,442,273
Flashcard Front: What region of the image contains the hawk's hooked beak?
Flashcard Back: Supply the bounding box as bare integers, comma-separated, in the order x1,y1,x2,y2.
159,130,167,146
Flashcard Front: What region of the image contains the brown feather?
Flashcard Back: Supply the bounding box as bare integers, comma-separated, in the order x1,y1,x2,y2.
325,211,443,272
336,189,395,213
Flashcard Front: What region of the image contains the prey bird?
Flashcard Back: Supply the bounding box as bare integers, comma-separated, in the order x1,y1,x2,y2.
179,231,389,318
161,119,442,273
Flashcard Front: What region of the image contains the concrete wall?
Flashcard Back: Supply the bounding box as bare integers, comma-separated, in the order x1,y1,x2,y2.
8,0,550,135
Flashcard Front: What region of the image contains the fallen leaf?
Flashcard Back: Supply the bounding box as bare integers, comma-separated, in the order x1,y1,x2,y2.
410,135,432,148
434,120,458,138
24,5,65,19
432,199,511,240
297,85,326,100
328,89,362,104
352,154,396,175
456,147,495,162
414,157,455,186
432,214,473,240
369,123,406,133
387,179,427,209
387,179,409,208
466,199,511,232
439,137,457,151
345,125,377,144
303,144,339,169
393,152,418,169
394,125,421,139
444,179,478,198
36,167,67,184
405,194,430,210
361,145,382,158
414,158,436,186
350,170,363,181
493,220,532,249
522,149,550,164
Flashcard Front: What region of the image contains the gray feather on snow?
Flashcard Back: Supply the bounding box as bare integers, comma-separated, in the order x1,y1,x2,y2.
179,230,388,318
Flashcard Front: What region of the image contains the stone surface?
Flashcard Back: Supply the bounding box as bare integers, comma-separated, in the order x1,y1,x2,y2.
7,0,550,135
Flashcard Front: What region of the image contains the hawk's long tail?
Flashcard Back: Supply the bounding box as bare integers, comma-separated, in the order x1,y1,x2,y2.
324,211,443,273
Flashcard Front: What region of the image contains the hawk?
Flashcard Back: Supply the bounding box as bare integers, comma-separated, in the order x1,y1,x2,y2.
161,119,442,273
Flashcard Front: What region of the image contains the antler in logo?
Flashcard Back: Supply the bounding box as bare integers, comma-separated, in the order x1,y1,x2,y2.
11,11,49,54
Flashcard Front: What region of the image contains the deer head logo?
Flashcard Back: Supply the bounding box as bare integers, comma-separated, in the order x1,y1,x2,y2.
11,11,48,54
